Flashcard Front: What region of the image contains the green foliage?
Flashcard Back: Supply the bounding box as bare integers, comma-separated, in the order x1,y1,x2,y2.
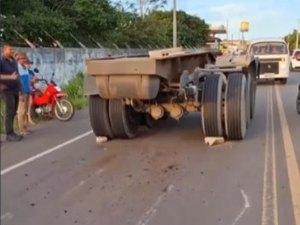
285,30,300,53
0,0,209,48
62,73,88,109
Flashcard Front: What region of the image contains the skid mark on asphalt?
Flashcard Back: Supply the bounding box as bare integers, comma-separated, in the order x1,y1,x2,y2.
136,184,175,225
275,85,300,225
231,189,251,225
1,130,93,176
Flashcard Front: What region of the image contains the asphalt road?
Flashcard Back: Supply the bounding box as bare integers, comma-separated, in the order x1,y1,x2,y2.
1,72,300,225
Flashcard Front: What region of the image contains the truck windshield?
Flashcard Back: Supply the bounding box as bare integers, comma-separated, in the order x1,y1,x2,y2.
250,42,288,55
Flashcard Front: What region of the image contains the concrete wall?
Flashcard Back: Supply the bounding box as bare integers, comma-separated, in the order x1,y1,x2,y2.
13,48,147,85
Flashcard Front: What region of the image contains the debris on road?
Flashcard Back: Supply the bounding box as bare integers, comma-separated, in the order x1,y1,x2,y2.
96,136,108,144
204,137,225,146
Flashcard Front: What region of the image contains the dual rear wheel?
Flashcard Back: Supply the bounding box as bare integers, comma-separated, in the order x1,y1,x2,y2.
201,73,254,140
89,72,256,141
89,96,139,139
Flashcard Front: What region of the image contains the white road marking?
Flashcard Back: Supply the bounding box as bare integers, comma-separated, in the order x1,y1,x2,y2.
1,130,93,176
261,88,271,225
261,88,279,225
136,184,174,225
232,189,251,225
270,88,279,225
1,212,13,220
275,85,300,225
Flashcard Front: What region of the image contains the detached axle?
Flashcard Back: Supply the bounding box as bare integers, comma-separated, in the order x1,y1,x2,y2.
85,48,259,143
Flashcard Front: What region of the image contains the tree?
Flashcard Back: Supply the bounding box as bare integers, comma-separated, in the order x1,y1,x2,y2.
285,30,300,52
0,0,209,48
138,0,167,16
0,0,74,47
137,10,209,47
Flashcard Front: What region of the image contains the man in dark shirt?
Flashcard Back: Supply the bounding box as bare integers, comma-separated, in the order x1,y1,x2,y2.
0,44,24,141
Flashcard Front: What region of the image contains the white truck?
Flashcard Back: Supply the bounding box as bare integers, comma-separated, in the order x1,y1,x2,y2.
248,38,290,84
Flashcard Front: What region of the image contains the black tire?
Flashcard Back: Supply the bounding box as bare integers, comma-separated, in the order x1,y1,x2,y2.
201,74,224,137
89,95,114,138
140,113,154,128
108,99,139,139
225,73,247,140
245,74,251,126
250,73,257,119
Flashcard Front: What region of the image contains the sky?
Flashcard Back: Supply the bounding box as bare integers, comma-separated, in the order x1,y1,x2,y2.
115,0,300,40
164,0,300,40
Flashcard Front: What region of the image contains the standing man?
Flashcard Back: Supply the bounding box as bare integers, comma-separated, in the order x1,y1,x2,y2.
16,52,34,135
0,44,24,141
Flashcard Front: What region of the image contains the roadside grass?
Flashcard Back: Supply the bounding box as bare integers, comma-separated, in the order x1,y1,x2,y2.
62,72,88,110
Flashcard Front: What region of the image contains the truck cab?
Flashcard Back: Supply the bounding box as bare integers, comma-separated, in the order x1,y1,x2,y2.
248,38,290,84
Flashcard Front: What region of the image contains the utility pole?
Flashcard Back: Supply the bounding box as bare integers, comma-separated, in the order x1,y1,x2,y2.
296,19,300,49
139,0,144,18
173,0,177,48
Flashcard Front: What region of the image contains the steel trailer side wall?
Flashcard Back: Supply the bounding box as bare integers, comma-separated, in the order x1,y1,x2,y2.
95,75,160,100
85,51,215,99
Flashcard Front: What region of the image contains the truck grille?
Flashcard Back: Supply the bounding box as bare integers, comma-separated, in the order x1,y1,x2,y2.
260,62,279,74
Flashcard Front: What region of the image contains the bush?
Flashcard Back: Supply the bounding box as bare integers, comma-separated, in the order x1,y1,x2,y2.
62,72,88,110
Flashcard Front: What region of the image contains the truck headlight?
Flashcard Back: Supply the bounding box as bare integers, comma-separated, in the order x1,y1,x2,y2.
281,64,286,69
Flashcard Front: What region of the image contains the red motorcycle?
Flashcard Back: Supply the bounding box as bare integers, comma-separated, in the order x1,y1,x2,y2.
32,71,75,121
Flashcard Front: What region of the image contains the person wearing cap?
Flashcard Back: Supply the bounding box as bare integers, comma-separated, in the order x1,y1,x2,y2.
16,52,32,135
0,44,24,142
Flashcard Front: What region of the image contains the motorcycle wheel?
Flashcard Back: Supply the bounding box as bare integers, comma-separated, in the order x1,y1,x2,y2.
54,98,75,121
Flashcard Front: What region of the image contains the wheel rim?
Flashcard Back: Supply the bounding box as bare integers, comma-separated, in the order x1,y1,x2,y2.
55,99,74,120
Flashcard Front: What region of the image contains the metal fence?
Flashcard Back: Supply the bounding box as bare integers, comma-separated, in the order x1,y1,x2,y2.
1,47,147,85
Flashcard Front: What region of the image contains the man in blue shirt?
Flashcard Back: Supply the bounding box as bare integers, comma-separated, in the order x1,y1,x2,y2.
16,52,32,135
0,44,23,141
